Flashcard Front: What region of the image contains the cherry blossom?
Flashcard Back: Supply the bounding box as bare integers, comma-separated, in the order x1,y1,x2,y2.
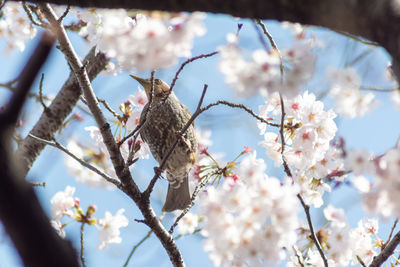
281,21,305,37
361,145,400,218
326,208,378,266
199,153,299,266
218,33,317,98
65,140,116,189
323,204,347,228
50,186,76,220
177,212,200,235
128,87,147,111
50,220,66,238
326,67,379,118
77,9,205,72
0,2,37,54
97,209,129,250
344,149,375,175
258,91,342,207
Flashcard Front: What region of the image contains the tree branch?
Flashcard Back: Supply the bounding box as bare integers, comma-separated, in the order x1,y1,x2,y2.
168,51,218,94
28,134,121,188
38,4,185,266
369,230,400,267
15,46,108,178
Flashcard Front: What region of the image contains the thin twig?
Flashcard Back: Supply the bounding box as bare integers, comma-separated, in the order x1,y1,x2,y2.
255,19,284,76
360,85,396,92
174,228,201,240
30,181,46,187
80,223,86,267
333,30,379,46
278,94,292,176
298,195,328,266
383,218,399,250
38,73,48,111
122,229,153,267
345,47,375,67
0,77,18,91
57,4,70,22
22,2,48,28
143,84,208,197
118,117,144,146
168,51,218,95
97,97,120,118
357,255,367,267
28,134,121,188
293,246,305,267
200,100,279,127
0,0,6,11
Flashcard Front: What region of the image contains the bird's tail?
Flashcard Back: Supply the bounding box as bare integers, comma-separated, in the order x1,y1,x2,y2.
162,173,191,212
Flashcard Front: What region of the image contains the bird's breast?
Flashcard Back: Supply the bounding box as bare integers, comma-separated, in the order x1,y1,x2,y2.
139,97,197,172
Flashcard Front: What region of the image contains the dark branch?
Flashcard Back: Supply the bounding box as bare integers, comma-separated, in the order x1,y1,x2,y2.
168,51,218,94
0,32,54,126
0,31,80,267
369,230,400,267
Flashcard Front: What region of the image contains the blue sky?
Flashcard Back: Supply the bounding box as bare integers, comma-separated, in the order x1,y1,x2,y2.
1,12,400,267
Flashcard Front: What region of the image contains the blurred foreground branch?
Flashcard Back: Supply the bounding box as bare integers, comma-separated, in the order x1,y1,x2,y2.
0,32,80,267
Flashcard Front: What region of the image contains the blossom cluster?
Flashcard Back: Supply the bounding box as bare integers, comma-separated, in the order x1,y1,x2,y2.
347,143,400,219
258,91,343,207
50,186,129,250
0,2,37,54
218,32,316,98
326,67,379,118
287,205,378,266
199,152,300,266
77,9,205,72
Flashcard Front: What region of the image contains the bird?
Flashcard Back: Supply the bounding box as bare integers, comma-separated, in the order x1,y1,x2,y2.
130,75,197,212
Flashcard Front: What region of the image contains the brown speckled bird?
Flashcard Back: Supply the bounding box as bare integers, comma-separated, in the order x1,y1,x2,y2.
130,75,197,212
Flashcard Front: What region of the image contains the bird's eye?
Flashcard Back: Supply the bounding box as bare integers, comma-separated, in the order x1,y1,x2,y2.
155,78,161,84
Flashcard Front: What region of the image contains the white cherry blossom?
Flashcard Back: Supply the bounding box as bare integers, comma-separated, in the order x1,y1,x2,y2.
98,209,129,250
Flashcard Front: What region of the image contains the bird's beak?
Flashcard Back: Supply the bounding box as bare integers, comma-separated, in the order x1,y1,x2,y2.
130,74,148,86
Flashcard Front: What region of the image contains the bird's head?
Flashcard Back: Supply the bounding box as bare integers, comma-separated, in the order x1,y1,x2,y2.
130,75,170,100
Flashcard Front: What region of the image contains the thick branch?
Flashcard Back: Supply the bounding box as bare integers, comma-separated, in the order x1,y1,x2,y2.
10,0,389,39
369,230,400,267
15,46,108,178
